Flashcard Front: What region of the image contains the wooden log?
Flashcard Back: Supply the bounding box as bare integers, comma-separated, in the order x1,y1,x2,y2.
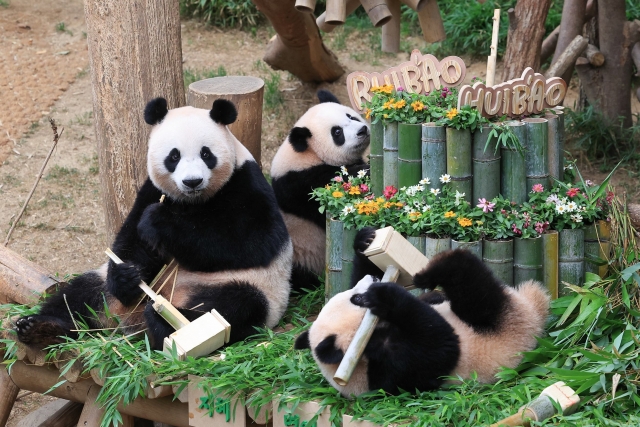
295,0,316,12
89,369,105,387
401,0,427,12
0,366,19,427
254,0,344,83
187,77,264,166
0,245,61,305
421,123,446,191
540,26,560,64
551,0,587,85
325,0,347,25
584,44,605,67
15,400,83,427
383,122,399,189
360,0,392,27
78,384,134,427
629,203,640,229
397,124,422,188
522,118,549,191
414,0,446,43
381,0,401,53
632,42,640,77
54,352,88,383
369,121,384,197
545,35,588,79
7,362,189,426
145,375,174,399
317,0,361,33
84,0,185,242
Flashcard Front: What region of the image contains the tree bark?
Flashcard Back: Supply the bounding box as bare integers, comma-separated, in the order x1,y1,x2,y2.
632,42,640,77
84,1,185,243
0,245,60,305
501,0,551,82
253,0,344,83
545,35,588,78
551,0,587,85
584,44,604,66
541,0,595,65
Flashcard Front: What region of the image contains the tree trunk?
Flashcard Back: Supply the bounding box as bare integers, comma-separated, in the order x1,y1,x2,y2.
84,1,185,243
502,0,551,82
542,0,595,65
551,0,587,85
253,0,344,83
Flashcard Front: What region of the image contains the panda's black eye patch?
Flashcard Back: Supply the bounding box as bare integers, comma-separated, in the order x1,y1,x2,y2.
164,148,181,173
346,113,361,122
200,146,217,169
331,126,345,146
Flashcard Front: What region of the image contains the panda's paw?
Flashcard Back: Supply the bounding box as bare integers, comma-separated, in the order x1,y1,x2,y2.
15,315,68,345
107,261,143,305
353,227,377,254
350,282,399,318
137,203,165,249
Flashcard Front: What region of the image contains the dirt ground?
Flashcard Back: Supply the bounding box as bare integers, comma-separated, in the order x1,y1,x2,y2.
0,0,639,425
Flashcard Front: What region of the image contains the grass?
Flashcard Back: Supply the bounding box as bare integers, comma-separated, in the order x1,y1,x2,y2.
263,72,284,112
0,0,9,7
183,66,227,89
73,111,93,126
179,0,262,29
55,22,73,36
45,165,79,182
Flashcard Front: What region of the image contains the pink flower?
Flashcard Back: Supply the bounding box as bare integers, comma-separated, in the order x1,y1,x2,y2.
360,184,369,193
566,188,580,198
396,86,404,91
532,184,544,193
342,183,351,191
534,222,545,234
477,198,495,213
365,194,375,200
333,176,343,182
500,209,507,214
383,185,398,200
606,191,614,203
511,223,522,235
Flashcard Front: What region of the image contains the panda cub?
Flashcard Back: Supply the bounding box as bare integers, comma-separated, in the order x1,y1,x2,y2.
271,90,370,290
16,98,292,349
295,228,549,397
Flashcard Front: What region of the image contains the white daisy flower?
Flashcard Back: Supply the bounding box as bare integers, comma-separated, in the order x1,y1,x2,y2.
556,204,567,214
415,185,424,192
566,201,578,211
454,190,465,206
342,205,355,215
571,214,583,223
422,204,431,212
564,164,574,170
400,186,407,191
404,205,413,212
546,194,560,204
357,169,367,178
430,188,441,196
439,174,451,184
340,165,348,175
413,200,421,207
420,178,431,185
580,206,586,212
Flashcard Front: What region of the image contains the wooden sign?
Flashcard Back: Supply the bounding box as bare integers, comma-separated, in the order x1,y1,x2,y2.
346,49,466,113
457,67,567,118
188,375,246,427
273,399,331,427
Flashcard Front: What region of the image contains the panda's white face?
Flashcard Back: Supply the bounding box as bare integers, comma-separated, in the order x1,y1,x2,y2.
147,106,236,202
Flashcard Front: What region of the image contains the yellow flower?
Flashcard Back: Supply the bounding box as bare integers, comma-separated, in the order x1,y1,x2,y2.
371,86,381,93
411,101,424,111
395,202,403,207
446,108,458,120
325,184,331,189
458,217,472,227
383,99,396,110
383,114,389,119
380,84,394,94
332,191,344,198
376,197,385,204
394,100,406,109
348,186,361,195
384,202,393,209
365,108,372,120
409,211,421,221
444,211,456,218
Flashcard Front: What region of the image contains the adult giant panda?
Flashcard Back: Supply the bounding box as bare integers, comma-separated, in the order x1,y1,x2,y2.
270,90,370,290
16,98,292,349
295,228,549,397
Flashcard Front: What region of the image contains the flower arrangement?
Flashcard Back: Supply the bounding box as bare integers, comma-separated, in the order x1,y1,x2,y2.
311,166,373,222
436,104,487,132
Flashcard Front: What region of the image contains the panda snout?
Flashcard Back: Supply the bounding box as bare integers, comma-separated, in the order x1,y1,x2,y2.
182,178,203,189
357,125,369,138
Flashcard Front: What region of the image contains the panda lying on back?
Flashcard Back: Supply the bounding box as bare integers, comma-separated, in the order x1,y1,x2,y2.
16,98,292,349
295,228,549,396
271,90,370,290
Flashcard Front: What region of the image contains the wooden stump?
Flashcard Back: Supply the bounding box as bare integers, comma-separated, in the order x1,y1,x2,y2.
0,366,19,427
0,245,60,305
187,77,264,166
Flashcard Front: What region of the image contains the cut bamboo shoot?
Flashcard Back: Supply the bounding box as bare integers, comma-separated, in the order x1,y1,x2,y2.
360,0,392,27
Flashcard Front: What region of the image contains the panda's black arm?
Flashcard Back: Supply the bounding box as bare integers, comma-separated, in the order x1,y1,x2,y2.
350,227,383,287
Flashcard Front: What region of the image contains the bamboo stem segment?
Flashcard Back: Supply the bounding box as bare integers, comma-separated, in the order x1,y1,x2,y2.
501,121,527,204
325,0,348,25
333,265,400,386
558,228,585,295
360,0,393,27
295,0,317,12
383,122,399,189
370,121,384,196
422,123,447,190
545,113,564,183
482,239,514,286
513,236,543,284
381,0,401,53
472,126,501,202
325,216,344,302
341,227,358,296
584,220,611,278
398,124,422,187
523,118,549,191
424,236,451,258
446,127,472,203
542,231,559,299
451,239,483,260
0,366,19,427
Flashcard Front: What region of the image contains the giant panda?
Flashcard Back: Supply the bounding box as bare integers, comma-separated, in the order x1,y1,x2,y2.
294,228,549,397
270,90,370,290
15,98,292,349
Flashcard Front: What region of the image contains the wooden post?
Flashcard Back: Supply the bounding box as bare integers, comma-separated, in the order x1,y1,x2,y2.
382,0,401,53
187,77,264,166
0,367,19,427
0,245,60,305
584,44,605,67
551,0,587,85
84,0,185,243
405,0,445,43
295,0,317,12
360,0,393,27
486,9,501,87
325,0,347,25
317,0,361,33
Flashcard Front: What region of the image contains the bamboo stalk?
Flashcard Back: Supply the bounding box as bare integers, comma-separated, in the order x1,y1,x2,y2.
383,122,399,189
501,121,527,204
522,118,549,191
317,0,361,33
486,8,501,87
295,0,317,13
451,239,483,260
406,235,426,296
545,113,563,182
398,123,422,188
424,236,451,258
482,239,514,286
542,231,559,299
340,227,358,297
370,120,384,197
446,127,472,203
513,236,543,284
360,0,393,27
472,125,500,202
422,123,446,191
325,216,344,302
558,228,585,295
333,265,400,386
584,220,610,278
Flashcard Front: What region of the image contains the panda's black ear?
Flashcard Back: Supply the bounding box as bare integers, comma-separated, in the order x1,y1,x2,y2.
289,127,312,153
317,90,340,104
294,331,310,350
144,97,168,125
315,335,344,364
210,99,238,125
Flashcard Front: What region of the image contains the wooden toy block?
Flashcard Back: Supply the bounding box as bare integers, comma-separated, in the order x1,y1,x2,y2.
188,375,246,427
164,310,231,361
342,414,383,427
272,399,331,427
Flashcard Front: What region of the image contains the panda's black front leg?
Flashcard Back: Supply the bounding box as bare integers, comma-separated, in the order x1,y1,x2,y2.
350,227,384,288
137,202,169,254
351,282,423,324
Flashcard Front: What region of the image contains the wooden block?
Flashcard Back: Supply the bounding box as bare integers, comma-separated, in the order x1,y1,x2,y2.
90,368,105,386
0,366,20,427
188,375,245,427
342,414,382,427
163,310,230,360
173,383,189,403
246,403,271,425
272,399,330,427
146,375,175,399
15,399,82,427
363,227,430,288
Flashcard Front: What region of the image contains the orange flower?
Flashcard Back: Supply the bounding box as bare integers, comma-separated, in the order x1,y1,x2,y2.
325,184,331,189
444,211,456,218
394,100,406,109
458,217,472,227
383,99,396,110
371,86,382,93
376,197,386,204
365,108,372,120
380,84,394,94
348,186,361,195
384,202,393,209
395,202,403,207
409,211,421,221
446,108,458,120
411,101,424,111
332,191,344,198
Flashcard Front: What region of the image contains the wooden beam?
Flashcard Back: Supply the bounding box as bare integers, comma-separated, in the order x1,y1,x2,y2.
545,34,588,78
360,0,392,27
15,400,82,427
0,366,19,427
0,245,60,305
412,0,446,43
317,0,361,33
583,44,605,67
632,42,640,77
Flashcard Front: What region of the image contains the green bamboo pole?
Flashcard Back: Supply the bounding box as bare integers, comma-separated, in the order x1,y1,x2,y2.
383,122,398,189
424,236,451,259
340,226,358,296
558,227,585,296
472,125,500,202
325,215,344,302
584,220,611,278
422,123,446,190
398,123,422,188
446,127,472,203
482,239,514,286
370,120,384,197
501,121,527,204
451,239,482,260
522,118,549,191
513,236,543,284
542,231,559,300
407,235,426,295
545,113,563,183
